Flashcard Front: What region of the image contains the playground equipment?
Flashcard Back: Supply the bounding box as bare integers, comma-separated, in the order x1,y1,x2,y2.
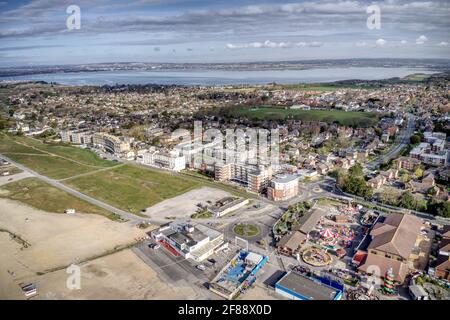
382,268,397,295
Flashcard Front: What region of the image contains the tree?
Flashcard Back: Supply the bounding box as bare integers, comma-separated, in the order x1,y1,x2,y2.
374,127,382,137
410,134,421,145
429,201,450,218
348,163,363,177
414,168,424,179
400,173,410,183
398,191,417,210
342,175,373,198
436,202,450,218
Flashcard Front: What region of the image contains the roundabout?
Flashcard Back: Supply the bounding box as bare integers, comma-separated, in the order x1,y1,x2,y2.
232,223,261,238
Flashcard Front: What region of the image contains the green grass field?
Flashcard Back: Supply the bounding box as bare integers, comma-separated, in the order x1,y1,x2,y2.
0,134,117,179
64,164,202,214
1,135,115,167
230,106,377,127
0,177,119,220
233,223,260,238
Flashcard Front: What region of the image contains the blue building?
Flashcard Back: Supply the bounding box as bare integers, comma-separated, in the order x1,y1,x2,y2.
275,271,343,300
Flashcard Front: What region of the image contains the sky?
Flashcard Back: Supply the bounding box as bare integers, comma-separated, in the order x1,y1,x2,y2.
0,0,449,66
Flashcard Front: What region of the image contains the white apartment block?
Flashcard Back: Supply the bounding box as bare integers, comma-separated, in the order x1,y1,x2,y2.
410,140,448,167
60,130,92,145
215,163,273,194
142,149,186,171
93,133,131,155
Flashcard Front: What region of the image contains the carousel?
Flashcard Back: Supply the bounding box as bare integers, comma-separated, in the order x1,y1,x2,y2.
301,247,333,267
359,210,379,228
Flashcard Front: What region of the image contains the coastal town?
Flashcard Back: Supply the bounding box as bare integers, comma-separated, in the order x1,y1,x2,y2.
0,73,449,301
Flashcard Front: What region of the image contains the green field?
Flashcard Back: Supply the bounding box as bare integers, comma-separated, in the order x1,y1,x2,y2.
0,177,119,220
271,83,377,91
230,106,378,127
0,134,117,179
64,164,202,214
0,135,115,167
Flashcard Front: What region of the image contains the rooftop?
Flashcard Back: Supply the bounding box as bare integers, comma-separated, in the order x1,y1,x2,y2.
276,271,339,300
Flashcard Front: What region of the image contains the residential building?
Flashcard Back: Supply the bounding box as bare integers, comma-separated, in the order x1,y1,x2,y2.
434,226,450,280
214,163,273,194
93,133,131,155
60,129,92,145
410,142,448,166
267,174,299,201
141,149,186,171
396,157,421,171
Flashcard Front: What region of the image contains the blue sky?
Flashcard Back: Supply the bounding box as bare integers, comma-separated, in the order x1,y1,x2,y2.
0,0,449,66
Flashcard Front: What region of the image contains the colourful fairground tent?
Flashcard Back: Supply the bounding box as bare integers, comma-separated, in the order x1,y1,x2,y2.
320,228,335,238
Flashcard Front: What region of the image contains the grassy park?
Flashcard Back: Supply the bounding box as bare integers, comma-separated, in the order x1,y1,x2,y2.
0,134,117,179
64,164,202,214
229,106,378,127
0,177,119,220
0,134,251,216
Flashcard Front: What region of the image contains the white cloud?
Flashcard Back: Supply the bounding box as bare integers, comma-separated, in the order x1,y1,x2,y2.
400,40,408,45
438,41,448,46
416,35,428,44
308,41,323,47
355,41,367,47
375,38,386,47
225,40,322,49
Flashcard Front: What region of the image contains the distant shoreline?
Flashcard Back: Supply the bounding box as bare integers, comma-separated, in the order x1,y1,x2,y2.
0,67,439,87
1,58,449,78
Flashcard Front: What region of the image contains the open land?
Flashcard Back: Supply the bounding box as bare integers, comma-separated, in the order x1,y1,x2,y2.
143,187,230,221
0,134,117,180
229,107,378,127
64,164,203,215
0,177,118,220
0,198,158,299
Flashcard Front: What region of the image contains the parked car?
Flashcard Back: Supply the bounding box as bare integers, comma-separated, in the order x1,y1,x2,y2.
196,264,206,271
207,258,216,264
148,243,160,250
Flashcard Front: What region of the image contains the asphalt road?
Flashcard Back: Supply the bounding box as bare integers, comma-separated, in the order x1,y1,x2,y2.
367,114,416,170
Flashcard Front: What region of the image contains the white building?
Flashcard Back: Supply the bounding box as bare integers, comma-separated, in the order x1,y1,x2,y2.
142,149,186,171
151,221,225,262
410,141,448,166
60,129,92,145
93,132,131,156
267,174,299,201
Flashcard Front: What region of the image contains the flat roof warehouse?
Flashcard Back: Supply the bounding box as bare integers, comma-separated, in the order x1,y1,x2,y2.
275,271,343,300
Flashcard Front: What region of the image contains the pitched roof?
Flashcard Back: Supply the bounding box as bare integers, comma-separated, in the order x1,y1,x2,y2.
439,238,450,253
277,231,306,251
435,254,450,271
358,253,410,283
442,225,450,239
368,214,423,260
